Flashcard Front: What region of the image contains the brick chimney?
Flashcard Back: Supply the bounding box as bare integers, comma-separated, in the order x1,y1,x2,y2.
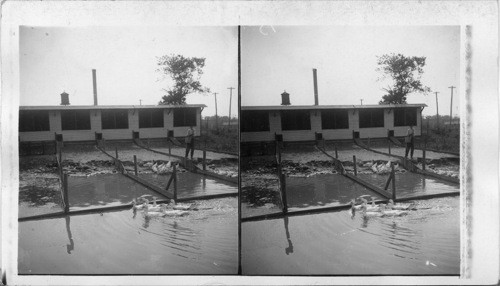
281,90,291,105
60,91,70,105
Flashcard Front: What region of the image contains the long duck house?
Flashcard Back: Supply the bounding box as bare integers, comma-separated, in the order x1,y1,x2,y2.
241,103,426,144
19,104,205,144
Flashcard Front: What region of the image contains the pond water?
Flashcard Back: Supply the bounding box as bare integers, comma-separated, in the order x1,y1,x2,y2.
19,177,63,218
68,174,161,210
357,172,460,198
283,173,459,213
241,196,459,275
286,174,383,211
67,172,237,211
139,172,237,199
19,197,238,275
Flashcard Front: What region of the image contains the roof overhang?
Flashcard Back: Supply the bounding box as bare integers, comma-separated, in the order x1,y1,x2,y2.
19,104,207,111
241,104,427,111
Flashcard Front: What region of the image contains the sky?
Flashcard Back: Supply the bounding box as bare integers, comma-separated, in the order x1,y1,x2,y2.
20,26,238,118
241,26,460,117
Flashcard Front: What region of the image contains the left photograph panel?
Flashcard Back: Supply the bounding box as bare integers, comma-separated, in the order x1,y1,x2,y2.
17,26,239,275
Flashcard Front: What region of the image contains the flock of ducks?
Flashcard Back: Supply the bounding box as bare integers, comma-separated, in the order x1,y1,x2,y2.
151,161,173,174
368,161,398,174
131,195,197,218
350,196,417,218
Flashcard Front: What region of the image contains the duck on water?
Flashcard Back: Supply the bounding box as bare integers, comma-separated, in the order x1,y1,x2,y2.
350,196,417,218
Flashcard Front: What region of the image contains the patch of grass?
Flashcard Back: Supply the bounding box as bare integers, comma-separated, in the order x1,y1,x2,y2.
420,127,460,153
200,128,238,154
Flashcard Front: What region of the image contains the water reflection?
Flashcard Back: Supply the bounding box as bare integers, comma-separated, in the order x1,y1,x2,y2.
357,172,459,198
65,216,74,254
313,180,326,206
287,175,382,210
143,215,151,228
283,216,293,255
242,197,460,275
140,172,237,199
69,174,162,208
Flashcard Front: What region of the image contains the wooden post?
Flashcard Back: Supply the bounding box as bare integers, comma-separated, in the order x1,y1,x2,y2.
168,140,171,155
391,163,396,201
277,142,282,163
384,172,392,190
388,140,391,155
173,164,178,200
63,173,69,213
203,149,207,171
425,119,429,150
281,173,288,214
115,147,118,159
134,155,138,175
353,155,357,176
58,145,62,164
368,137,371,149
422,149,426,171
335,144,338,159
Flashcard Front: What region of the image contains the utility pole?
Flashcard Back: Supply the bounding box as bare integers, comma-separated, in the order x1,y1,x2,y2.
434,92,439,131
449,86,455,128
214,92,219,131
228,87,235,130
360,99,363,105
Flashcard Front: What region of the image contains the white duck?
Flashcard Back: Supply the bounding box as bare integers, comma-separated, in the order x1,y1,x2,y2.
143,203,167,217
132,198,149,210
170,199,197,211
380,204,408,216
387,199,416,211
162,208,189,217
151,162,159,173
361,204,385,217
376,161,391,174
157,162,173,174
147,196,164,212
350,199,363,211
360,198,381,212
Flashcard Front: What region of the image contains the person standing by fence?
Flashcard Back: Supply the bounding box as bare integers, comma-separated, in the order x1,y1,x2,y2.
405,125,415,160
185,126,195,160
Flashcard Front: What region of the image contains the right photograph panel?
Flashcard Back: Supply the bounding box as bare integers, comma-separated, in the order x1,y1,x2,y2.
240,26,461,275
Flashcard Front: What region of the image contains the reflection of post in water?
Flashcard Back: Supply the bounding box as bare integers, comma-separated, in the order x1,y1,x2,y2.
284,216,293,255
361,216,369,228
65,216,74,254
313,180,326,206
143,216,151,228
202,176,206,190
422,175,426,190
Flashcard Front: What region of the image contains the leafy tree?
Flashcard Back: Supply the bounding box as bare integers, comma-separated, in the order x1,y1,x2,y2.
157,54,210,105
376,53,431,104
